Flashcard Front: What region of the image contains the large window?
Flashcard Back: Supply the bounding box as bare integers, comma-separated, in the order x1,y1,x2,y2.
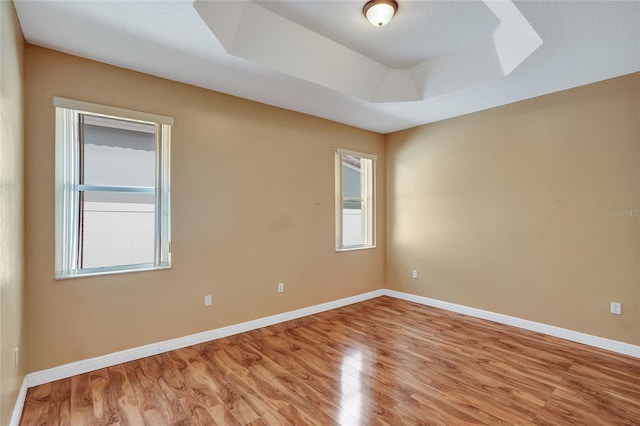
335,148,376,250
54,97,172,278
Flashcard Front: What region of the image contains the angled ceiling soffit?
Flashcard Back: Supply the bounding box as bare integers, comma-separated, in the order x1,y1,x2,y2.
194,0,542,104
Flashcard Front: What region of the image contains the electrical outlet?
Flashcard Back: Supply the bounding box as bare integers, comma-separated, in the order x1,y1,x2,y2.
278,282,284,293
204,294,213,307
412,270,418,279
610,302,621,315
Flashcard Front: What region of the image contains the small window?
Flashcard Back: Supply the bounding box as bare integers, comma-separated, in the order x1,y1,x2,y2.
54,97,172,278
335,148,376,250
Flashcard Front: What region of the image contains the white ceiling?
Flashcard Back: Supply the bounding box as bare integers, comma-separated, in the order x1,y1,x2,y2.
13,0,640,134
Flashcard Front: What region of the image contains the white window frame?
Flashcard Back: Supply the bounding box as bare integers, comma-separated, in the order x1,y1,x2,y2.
335,148,376,251
54,97,173,279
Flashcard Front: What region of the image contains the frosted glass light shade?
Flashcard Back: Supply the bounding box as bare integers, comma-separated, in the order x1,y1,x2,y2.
363,0,398,27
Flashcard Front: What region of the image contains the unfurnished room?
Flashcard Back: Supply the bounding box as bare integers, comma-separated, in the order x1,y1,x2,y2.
1,0,639,424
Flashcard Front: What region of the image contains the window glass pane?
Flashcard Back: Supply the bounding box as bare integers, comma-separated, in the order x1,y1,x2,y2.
81,115,156,187
342,200,363,247
336,149,375,251
80,191,155,269
342,155,361,199
55,102,171,278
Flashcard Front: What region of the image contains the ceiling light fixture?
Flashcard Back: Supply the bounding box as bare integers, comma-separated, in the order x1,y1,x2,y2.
363,0,398,27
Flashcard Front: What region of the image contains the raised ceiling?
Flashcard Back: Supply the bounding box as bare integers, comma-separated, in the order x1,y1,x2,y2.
194,0,542,103
13,0,640,133
258,1,499,69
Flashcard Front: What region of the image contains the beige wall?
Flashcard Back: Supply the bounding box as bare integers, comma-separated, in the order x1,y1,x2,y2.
0,1,25,424
19,37,640,378
24,46,385,372
387,73,640,345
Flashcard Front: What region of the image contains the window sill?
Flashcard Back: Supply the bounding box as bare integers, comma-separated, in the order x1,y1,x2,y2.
336,245,376,252
55,264,171,280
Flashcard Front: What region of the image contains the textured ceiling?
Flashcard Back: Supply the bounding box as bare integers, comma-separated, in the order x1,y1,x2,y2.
13,0,640,133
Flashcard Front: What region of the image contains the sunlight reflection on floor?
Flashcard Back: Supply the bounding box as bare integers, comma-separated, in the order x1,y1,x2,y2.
339,349,364,425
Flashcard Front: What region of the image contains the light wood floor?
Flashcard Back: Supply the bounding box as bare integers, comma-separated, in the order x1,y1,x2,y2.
20,296,640,425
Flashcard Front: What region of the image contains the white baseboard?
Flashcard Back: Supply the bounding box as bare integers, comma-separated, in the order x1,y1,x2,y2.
20,286,640,396
25,289,384,387
9,377,28,426
383,289,640,359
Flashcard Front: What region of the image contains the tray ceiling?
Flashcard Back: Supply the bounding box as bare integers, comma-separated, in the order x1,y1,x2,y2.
13,0,640,133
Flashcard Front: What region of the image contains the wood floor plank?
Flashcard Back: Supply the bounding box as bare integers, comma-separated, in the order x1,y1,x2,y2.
134,354,192,425
49,379,72,426
70,371,97,425
88,368,117,425
19,296,640,425
108,363,147,425
23,382,54,425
